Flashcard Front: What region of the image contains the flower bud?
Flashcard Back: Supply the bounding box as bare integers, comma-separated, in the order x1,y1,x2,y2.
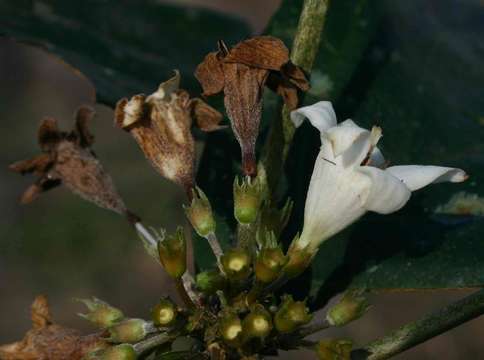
196,270,226,294
284,237,314,279
98,344,137,360
242,304,273,339
151,298,177,327
274,295,312,334
220,313,243,346
158,227,186,279
326,290,370,327
108,318,150,343
77,297,124,328
221,248,251,281
184,187,216,238
233,177,261,224
255,247,287,283
315,339,352,360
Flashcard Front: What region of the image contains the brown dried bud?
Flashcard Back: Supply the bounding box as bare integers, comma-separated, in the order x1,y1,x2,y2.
114,71,223,196
0,296,108,360
195,36,309,176
9,107,132,219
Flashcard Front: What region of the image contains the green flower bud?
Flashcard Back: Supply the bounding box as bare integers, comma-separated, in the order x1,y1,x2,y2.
274,295,312,334
108,318,150,343
255,246,287,283
326,290,370,326
99,344,137,360
242,304,273,339
77,297,124,329
220,313,243,346
184,187,216,237
315,339,352,360
221,248,251,281
284,238,314,279
158,227,186,279
233,177,261,224
151,298,177,327
196,270,226,294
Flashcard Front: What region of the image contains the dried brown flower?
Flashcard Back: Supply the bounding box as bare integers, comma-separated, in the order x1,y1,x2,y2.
195,36,309,176
9,107,135,221
114,71,223,196
0,295,107,360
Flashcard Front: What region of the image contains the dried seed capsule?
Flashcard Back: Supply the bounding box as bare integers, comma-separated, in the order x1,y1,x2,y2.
326,290,370,326
77,297,124,329
158,227,187,279
274,295,312,334
242,304,273,339
152,298,177,327
221,248,251,281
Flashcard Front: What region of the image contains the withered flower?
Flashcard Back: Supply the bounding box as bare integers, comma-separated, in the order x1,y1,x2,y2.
114,71,223,197
0,295,107,360
195,36,310,176
9,107,134,220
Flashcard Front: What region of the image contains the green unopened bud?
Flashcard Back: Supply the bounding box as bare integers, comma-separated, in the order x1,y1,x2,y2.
274,295,312,334
284,238,314,279
326,290,370,326
108,318,150,343
98,344,137,360
196,270,226,294
220,313,243,346
158,227,186,279
255,246,287,283
151,298,177,327
77,297,124,328
184,187,216,237
221,248,251,280
242,304,273,339
233,177,261,224
315,339,352,360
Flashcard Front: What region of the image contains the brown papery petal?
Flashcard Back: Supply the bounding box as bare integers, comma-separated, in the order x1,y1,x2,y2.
73,106,95,147
114,95,147,129
224,36,289,71
223,62,268,176
0,296,108,360
266,72,300,111
190,98,224,132
53,141,128,215
194,51,225,96
281,62,310,91
20,177,61,204
38,117,62,151
9,153,52,176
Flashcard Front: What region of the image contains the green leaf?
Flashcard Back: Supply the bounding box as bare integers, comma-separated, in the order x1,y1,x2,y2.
0,0,250,106
300,0,484,304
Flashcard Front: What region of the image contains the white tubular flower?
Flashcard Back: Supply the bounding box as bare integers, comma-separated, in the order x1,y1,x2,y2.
290,101,468,253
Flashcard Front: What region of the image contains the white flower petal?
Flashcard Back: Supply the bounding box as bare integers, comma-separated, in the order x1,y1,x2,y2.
386,165,468,191
368,147,386,168
297,144,371,251
358,166,411,214
290,101,337,134
325,121,369,157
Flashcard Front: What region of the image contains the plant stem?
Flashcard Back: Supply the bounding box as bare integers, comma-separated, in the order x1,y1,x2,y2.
258,0,330,199
298,319,331,337
133,333,172,354
206,232,224,271
135,222,158,248
353,289,484,360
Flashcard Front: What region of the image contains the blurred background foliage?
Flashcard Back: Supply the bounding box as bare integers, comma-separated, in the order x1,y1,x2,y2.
0,0,483,358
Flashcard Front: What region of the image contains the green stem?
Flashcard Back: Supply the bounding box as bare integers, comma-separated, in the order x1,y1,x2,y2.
258,0,331,199
353,289,484,360
133,333,172,354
